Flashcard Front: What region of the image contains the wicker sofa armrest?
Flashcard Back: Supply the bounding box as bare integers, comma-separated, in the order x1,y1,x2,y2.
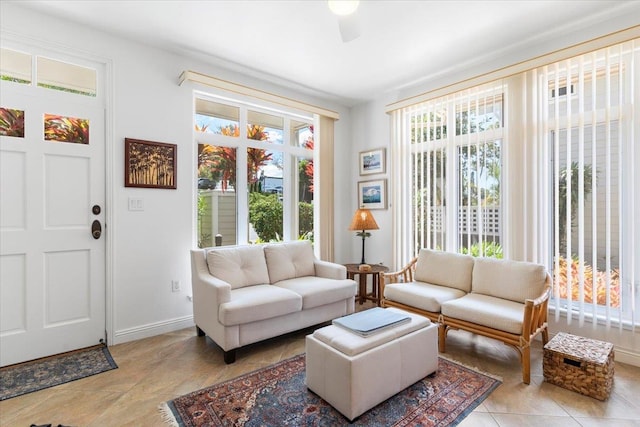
380,257,418,296
522,274,552,342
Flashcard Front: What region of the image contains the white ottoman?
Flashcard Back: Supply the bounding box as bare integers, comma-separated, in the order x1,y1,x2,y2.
305,307,438,421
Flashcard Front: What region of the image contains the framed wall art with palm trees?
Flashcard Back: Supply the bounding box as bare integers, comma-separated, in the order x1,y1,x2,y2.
125,138,177,189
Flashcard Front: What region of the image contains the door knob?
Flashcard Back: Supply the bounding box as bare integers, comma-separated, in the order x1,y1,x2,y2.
91,220,102,239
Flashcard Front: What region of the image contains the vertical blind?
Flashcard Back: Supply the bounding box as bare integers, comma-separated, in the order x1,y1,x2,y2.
391,82,504,262
540,41,637,330
391,39,638,330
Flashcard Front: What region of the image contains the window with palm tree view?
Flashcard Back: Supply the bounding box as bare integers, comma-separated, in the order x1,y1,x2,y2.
195,97,314,248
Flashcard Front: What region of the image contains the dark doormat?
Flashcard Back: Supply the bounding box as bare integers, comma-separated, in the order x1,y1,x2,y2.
0,345,118,401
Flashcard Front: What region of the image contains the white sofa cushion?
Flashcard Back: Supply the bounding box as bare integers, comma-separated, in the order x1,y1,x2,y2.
273,276,356,309
414,249,474,293
206,245,270,289
472,257,547,303
218,285,301,326
264,240,316,283
441,293,524,335
384,281,467,313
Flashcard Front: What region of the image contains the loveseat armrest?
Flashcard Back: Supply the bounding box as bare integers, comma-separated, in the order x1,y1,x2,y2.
380,257,418,296
314,259,347,280
191,249,232,307
522,274,552,343
194,273,233,304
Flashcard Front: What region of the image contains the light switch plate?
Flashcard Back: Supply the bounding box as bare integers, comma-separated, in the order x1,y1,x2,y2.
128,197,144,211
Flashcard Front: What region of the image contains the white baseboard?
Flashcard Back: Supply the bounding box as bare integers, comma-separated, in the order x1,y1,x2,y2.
614,347,640,367
112,315,195,345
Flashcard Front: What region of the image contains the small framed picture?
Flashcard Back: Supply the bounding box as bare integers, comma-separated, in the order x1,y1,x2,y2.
358,179,387,210
359,148,386,175
125,138,177,189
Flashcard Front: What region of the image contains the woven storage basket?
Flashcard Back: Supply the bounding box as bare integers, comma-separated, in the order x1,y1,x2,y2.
543,332,614,400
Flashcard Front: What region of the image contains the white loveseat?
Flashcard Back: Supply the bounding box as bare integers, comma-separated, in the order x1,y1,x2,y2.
381,249,551,384
191,240,357,363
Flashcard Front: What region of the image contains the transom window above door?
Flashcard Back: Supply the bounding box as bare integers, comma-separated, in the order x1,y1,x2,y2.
1,48,97,97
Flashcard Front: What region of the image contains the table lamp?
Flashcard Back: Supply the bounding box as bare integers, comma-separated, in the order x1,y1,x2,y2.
348,207,379,265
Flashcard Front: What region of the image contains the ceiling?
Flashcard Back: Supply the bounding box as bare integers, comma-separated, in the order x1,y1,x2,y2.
10,1,640,106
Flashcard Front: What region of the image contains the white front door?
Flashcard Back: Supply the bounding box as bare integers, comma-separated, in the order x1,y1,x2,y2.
0,51,106,366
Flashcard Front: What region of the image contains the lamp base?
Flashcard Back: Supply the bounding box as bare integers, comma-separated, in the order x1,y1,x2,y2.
358,264,371,272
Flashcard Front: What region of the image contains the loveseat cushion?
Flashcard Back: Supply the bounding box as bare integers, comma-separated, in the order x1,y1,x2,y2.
273,276,356,309
441,293,524,335
414,249,474,293
206,245,270,289
472,257,547,303
384,281,467,313
264,240,316,284
218,285,302,326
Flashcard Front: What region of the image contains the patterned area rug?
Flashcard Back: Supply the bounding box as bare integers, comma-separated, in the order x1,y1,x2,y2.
0,345,118,401
160,354,501,426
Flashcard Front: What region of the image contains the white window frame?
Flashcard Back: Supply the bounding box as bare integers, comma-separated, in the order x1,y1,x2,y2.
193,92,314,246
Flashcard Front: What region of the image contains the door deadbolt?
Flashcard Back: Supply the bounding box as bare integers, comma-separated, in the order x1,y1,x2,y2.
92,205,101,215
91,220,102,239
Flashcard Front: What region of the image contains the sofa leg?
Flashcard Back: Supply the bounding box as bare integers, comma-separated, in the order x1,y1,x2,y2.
224,349,236,364
196,326,205,337
522,345,531,384
438,324,447,353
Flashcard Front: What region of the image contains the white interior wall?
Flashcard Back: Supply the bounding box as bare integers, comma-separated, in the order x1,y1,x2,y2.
347,95,397,268
1,3,352,344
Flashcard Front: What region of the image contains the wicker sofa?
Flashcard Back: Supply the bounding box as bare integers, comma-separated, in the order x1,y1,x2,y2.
381,249,551,384
191,240,357,363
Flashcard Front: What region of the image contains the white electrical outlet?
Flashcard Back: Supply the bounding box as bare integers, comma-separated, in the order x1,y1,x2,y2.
171,280,181,292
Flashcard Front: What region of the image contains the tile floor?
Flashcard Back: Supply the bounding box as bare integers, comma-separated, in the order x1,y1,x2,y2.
1,302,639,426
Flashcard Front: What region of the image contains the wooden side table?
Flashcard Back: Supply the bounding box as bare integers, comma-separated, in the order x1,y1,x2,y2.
344,264,389,306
